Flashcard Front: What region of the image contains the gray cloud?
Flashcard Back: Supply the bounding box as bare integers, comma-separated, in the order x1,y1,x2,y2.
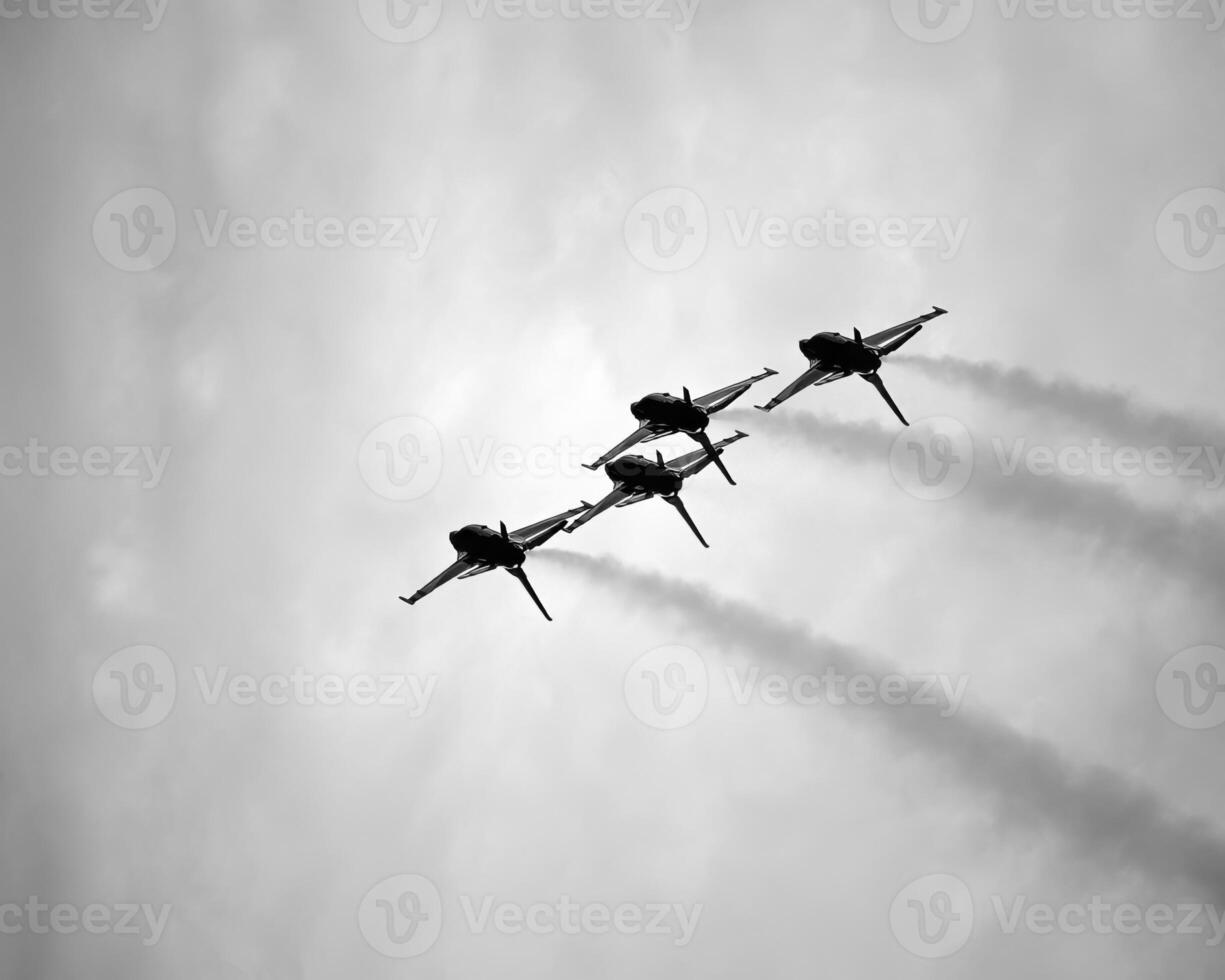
538,549,1225,904
896,353,1225,449
726,409,1225,593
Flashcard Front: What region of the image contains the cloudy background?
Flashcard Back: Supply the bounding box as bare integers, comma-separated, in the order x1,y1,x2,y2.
3,0,1225,975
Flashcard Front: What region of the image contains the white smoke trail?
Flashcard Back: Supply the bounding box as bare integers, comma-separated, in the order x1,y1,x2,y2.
896,353,1225,449
539,550,1225,904
726,409,1225,592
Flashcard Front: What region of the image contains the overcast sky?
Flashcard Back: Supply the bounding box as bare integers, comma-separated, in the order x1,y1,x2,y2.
3,0,1225,976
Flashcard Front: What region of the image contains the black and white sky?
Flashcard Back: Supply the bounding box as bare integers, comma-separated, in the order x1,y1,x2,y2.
3,0,1225,976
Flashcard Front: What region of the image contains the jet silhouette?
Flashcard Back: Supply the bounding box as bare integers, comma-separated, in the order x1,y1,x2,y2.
400,504,590,621
756,306,948,424
585,368,776,485
566,431,749,548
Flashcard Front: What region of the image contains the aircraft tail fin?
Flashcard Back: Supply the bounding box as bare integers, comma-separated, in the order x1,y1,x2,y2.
861,372,909,427
662,495,710,549
692,431,736,486
506,566,552,621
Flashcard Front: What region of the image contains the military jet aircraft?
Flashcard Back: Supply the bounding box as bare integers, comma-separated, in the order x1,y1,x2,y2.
755,307,948,424
585,368,776,486
399,503,590,621
566,432,749,548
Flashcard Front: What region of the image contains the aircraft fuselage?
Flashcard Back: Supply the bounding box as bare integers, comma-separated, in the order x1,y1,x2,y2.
448,525,525,568
630,393,709,433
604,455,684,496
799,333,882,374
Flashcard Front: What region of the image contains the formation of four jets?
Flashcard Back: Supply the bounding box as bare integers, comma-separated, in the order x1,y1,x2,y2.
401,305,949,620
